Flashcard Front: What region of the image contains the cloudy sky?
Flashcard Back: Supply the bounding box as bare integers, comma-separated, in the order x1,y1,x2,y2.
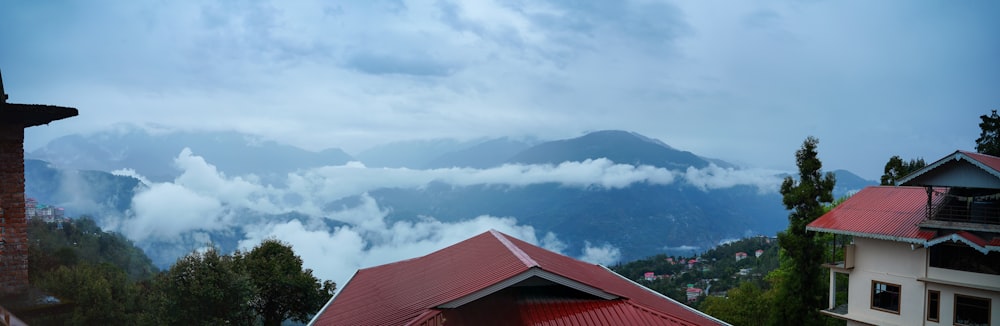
2,0,998,180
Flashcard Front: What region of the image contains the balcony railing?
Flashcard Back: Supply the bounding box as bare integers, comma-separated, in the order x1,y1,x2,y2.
928,195,1000,225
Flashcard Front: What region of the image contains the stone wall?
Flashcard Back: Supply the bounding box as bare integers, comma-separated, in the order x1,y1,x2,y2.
0,123,28,296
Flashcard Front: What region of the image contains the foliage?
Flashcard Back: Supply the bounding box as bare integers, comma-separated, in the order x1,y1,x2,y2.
879,155,926,186
610,237,779,304
26,217,336,325
242,239,337,326
699,282,772,326
28,217,158,282
977,110,1000,156
151,247,255,326
772,136,835,326
33,263,145,326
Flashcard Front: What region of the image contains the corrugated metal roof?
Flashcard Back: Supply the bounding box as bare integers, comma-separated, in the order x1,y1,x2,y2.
898,150,1000,185
409,288,696,326
806,186,942,243
808,186,1000,254
516,297,692,326
960,150,1000,172
310,230,727,326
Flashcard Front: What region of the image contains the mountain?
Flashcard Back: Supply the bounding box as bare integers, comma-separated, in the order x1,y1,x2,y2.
507,130,713,169
24,159,143,218
28,125,353,183
422,137,533,169
832,169,877,198
23,128,873,267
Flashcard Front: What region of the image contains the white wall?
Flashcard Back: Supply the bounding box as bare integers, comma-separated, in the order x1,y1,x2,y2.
840,237,1000,326
845,237,927,326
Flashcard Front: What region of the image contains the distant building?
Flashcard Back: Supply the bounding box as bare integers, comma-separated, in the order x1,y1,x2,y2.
25,198,37,217
644,272,656,282
738,268,751,276
734,252,747,261
807,150,1000,326
755,249,764,258
686,287,703,302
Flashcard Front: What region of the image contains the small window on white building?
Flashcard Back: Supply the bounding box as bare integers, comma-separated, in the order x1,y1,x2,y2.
871,280,900,314
927,290,940,322
954,294,990,326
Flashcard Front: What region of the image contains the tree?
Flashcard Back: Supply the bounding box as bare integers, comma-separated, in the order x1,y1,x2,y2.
977,110,1000,156
36,263,139,326
242,239,336,326
152,247,254,326
772,136,835,326
700,282,771,326
879,155,926,186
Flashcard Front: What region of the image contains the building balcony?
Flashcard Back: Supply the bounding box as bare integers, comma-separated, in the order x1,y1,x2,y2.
926,191,1000,226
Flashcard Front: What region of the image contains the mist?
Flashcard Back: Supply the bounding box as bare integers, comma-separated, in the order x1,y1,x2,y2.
107,148,785,285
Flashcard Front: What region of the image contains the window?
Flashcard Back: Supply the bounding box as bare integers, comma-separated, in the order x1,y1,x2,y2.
871,280,900,314
929,242,1000,275
955,294,990,326
927,290,940,322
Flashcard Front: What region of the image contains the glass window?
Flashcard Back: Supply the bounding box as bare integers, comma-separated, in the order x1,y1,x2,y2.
927,290,940,322
955,294,990,326
929,242,1000,275
871,280,900,314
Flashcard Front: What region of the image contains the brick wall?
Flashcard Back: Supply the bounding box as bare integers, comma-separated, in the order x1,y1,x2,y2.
0,123,28,296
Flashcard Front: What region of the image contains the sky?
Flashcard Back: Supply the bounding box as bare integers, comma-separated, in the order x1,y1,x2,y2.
2,1,998,180
5,0,999,288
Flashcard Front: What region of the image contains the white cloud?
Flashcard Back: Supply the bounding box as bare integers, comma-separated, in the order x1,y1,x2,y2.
117,149,781,246
682,164,783,193
236,193,561,285
121,182,225,241
578,241,622,266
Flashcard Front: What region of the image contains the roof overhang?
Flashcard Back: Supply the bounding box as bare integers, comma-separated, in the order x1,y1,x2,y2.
925,231,998,254
807,226,1000,254
805,226,931,244
436,267,619,309
898,151,1000,187
1,103,78,128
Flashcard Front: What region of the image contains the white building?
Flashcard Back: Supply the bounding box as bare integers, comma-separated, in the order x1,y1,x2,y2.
807,151,999,326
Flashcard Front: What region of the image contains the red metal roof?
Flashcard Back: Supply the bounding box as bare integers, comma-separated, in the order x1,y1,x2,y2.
310,230,726,326
806,186,941,243
898,150,1000,185
960,150,1000,172
409,288,700,326
808,186,1000,253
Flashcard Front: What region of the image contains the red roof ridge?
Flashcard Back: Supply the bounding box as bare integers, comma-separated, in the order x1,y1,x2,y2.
490,229,539,268
899,150,1000,185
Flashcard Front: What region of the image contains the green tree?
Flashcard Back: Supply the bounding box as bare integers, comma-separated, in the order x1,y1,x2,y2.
772,136,835,326
35,263,139,326
700,282,771,326
152,247,254,326
977,110,1000,156
879,155,926,186
241,239,336,326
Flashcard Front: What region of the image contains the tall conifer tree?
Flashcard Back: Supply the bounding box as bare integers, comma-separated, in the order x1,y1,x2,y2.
976,110,1000,156
772,136,835,325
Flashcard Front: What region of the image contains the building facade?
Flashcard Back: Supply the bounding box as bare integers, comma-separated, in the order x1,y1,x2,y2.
807,151,1000,326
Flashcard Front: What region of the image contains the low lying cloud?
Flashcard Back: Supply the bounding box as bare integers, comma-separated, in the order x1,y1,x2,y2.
579,241,622,266
236,195,565,285
110,148,785,284
683,164,783,193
